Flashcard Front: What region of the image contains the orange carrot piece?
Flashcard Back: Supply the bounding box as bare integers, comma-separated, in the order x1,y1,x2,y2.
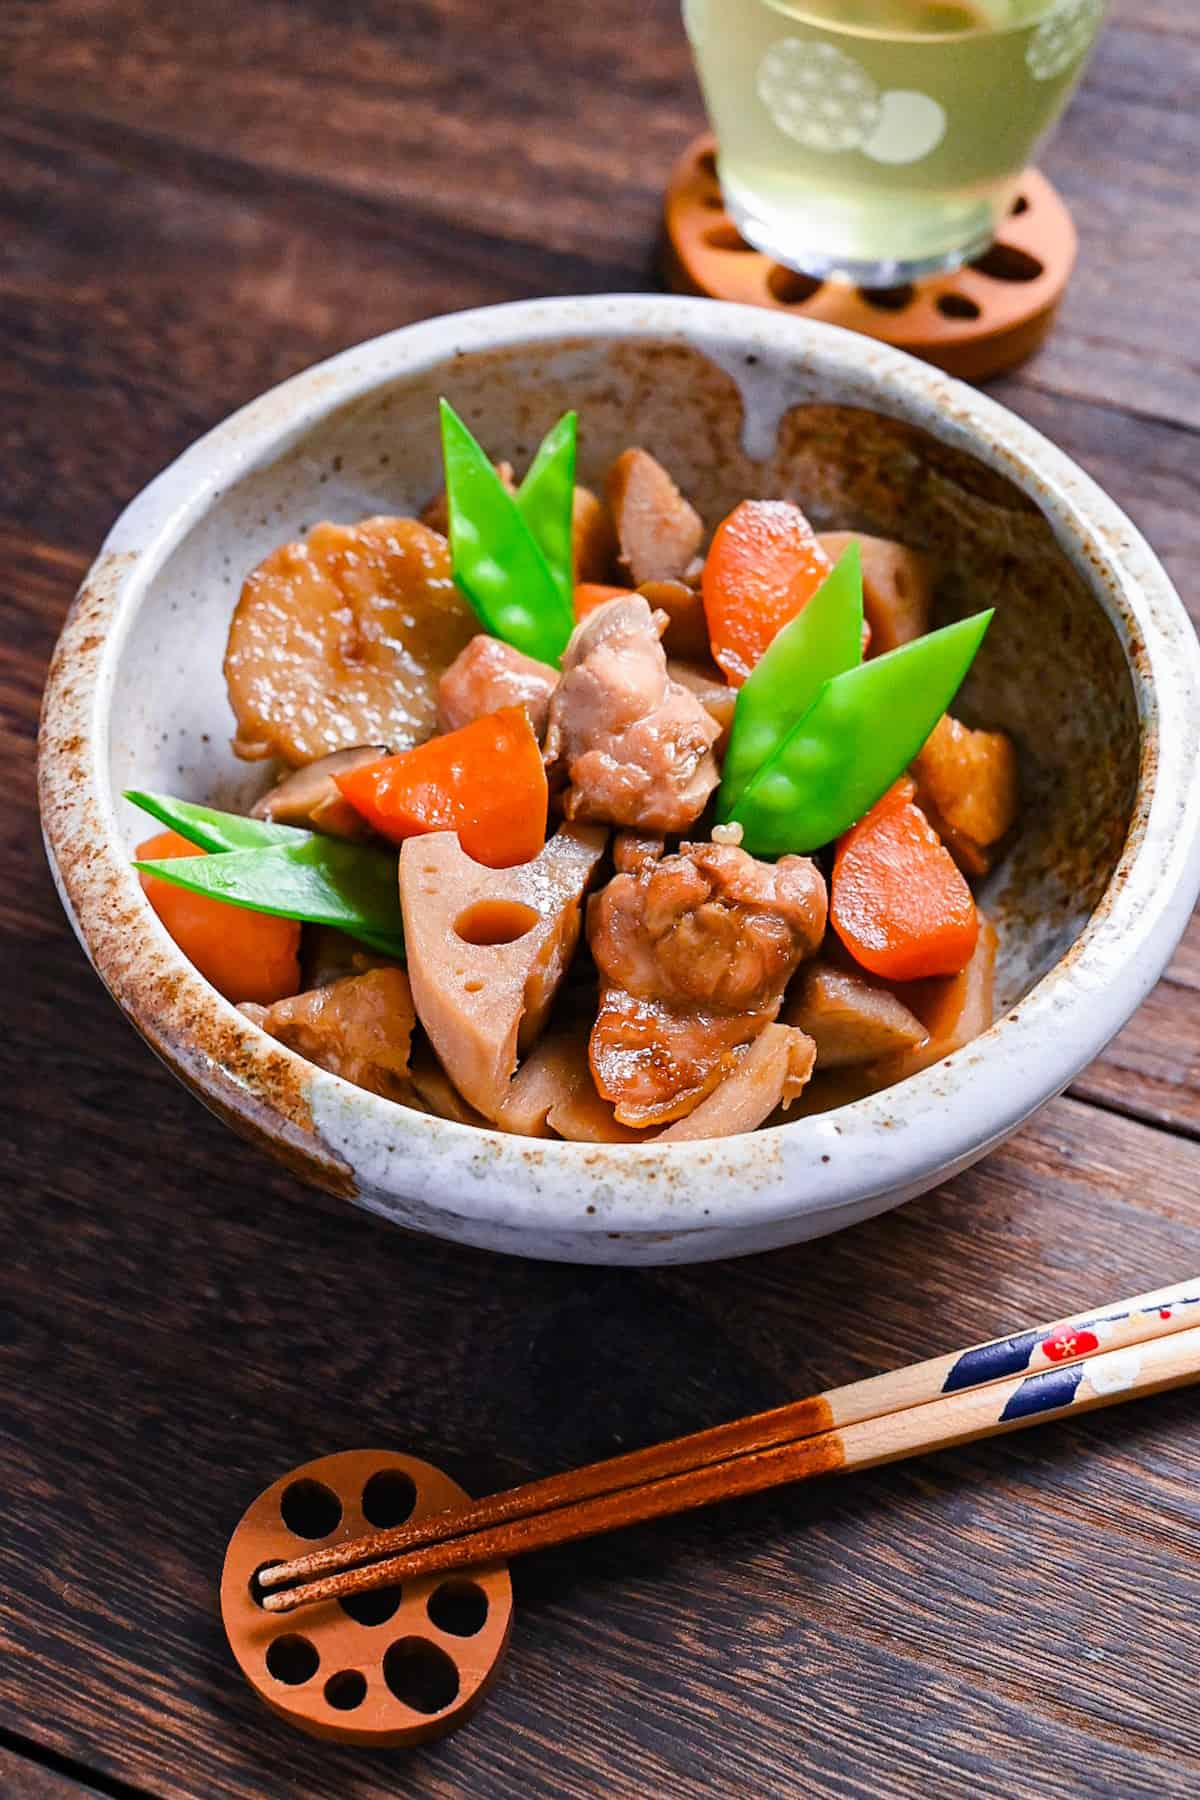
335,706,548,868
830,779,978,982
701,499,833,687
136,829,302,1005
574,582,634,619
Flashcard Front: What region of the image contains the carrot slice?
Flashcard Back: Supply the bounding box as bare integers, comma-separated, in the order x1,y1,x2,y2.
574,581,634,618
701,499,833,687
336,705,548,868
136,829,301,1004
830,778,978,981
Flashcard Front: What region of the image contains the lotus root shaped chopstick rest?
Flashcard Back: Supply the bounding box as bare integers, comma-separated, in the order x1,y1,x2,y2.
221,1450,513,1746
664,134,1077,383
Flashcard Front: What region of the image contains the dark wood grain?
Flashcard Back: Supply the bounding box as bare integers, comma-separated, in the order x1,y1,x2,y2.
0,1744,107,1800
3,1,1200,1796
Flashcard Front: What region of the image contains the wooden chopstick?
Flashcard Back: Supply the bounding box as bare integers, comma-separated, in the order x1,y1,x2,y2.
261,1278,1200,1614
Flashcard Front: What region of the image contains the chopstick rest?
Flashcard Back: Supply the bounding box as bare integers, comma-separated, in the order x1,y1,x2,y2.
221,1450,512,1747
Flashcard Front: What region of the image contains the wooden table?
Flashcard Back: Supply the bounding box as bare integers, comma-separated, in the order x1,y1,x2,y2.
3,3,1199,1794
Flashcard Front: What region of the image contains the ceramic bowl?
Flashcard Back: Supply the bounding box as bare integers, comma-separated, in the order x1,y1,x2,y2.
38,296,1200,1265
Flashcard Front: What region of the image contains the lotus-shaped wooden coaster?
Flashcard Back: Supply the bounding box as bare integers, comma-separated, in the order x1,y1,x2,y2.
664,134,1077,382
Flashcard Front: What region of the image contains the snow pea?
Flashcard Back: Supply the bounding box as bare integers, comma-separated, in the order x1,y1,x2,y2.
129,794,405,957
439,399,575,665
718,542,863,818
515,409,577,620
729,610,994,856
125,790,306,853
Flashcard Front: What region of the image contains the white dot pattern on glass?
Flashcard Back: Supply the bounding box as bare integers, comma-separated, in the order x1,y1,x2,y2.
756,40,882,153
1026,0,1104,82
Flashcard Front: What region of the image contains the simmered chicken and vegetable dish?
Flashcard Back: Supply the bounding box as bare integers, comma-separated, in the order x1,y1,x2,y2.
129,403,1019,1142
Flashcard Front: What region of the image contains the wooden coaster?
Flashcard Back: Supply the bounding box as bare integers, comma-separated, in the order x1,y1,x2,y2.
664,134,1077,382
221,1450,513,1747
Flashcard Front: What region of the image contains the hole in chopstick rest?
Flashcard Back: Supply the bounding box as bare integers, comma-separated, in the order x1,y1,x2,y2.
937,293,982,320
266,1634,320,1686
697,147,718,181
970,243,1042,282
339,1584,403,1627
361,1468,418,1529
767,266,822,305
1010,193,1030,216
279,1479,343,1540
324,1669,368,1711
704,223,756,254
383,1638,461,1715
426,1579,489,1638
454,900,540,947
858,283,916,312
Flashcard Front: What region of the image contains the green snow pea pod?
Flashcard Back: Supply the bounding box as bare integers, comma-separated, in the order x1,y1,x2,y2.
439,399,575,665
718,542,864,819
515,409,577,619
133,825,405,958
729,610,994,856
125,790,307,854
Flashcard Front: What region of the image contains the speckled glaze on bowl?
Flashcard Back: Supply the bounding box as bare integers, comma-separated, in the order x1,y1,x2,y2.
38,297,1200,1265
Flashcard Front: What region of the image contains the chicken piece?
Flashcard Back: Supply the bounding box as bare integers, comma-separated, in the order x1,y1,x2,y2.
786,962,927,1069
544,595,721,833
912,714,1019,876
613,831,666,874
607,449,704,585
666,658,737,752
421,462,516,535
638,579,711,661
252,745,387,840
436,635,559,738
588,841,828,1125
657,1025,817,1140
818,532,934,656
225,517,476,765
573,485,619,583
240,967,416,1101
399,824,607,1120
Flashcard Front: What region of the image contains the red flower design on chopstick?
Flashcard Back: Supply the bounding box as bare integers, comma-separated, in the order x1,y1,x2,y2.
1041,1329,1100,1362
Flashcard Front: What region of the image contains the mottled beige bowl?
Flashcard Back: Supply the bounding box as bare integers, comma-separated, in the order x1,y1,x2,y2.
38,298,1200,1264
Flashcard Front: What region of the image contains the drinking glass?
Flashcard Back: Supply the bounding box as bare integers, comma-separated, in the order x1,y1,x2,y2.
683,0,1107,285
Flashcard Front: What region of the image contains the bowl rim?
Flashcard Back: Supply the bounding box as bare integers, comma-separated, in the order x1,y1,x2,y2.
38,294,1200,1244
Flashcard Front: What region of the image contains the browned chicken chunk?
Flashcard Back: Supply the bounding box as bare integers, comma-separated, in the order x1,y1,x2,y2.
436,635,559,738
544,595,721,833
818,532,934,656
613,831,666,875
241,967,416,1101
252,745,387,840
225,517,476,765
607,449,704,585
588,842,828,1125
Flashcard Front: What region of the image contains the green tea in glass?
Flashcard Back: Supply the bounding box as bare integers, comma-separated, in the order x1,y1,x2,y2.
684,0,1107,284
